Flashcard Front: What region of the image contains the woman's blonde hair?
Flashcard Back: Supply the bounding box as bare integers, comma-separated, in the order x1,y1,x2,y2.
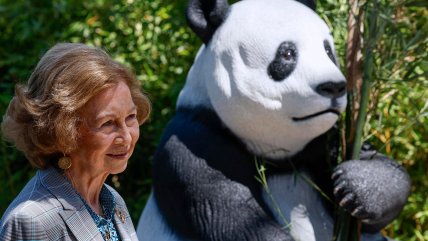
1,43,151,168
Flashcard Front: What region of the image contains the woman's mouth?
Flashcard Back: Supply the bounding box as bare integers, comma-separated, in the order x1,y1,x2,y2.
107,152,129,159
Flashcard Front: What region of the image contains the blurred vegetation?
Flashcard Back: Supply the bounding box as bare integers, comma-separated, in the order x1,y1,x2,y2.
0,0,426,240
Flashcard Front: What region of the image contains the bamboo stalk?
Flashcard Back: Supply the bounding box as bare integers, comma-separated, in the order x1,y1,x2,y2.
351,0,380,160
333,1,381,241
333,0,364,239
345,0,364,156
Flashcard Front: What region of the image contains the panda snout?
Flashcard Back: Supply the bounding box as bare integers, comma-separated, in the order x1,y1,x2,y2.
315,81,346,99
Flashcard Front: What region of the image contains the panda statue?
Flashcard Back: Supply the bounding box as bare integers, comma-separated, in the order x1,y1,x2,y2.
137,0,411,240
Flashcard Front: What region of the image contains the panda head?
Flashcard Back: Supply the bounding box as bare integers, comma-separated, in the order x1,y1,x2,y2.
177,0,346,160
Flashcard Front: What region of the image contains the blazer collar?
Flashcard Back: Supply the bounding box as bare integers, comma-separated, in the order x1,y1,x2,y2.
38,168,104,240
38,167,82,210
38,167,135,241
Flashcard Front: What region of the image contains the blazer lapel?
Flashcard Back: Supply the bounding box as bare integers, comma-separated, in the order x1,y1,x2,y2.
114,206,133,241
39,167,81,210
39,168,104,241
60,209,104,241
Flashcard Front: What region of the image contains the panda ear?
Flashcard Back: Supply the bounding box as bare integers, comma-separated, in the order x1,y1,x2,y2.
295,0,316,10
186,0,230,44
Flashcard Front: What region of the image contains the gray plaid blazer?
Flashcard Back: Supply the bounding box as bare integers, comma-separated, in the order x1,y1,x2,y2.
0,167,139,241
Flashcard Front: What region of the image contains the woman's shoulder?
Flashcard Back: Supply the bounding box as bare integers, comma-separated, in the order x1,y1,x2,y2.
1,169,65,223
0,208,49,240
0,171,65,239
0,196,62,241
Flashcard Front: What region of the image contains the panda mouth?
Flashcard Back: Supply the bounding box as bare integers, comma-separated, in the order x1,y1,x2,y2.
292,109,341,122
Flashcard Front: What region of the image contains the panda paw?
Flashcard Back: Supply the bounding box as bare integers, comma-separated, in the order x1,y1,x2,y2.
332,158,410,232
332,160,384,223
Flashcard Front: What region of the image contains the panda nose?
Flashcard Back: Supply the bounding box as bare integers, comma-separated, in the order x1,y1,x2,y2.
315,81,346,98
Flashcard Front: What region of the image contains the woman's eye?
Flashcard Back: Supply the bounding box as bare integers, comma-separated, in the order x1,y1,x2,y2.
127,114,137,120
101,120,114,127
126,114,138,124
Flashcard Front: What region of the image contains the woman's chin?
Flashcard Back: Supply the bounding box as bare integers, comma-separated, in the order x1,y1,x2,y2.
106,155,130,174
109,162,128,175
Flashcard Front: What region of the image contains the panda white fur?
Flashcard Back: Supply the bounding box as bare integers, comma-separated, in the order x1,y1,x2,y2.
137,0,411,240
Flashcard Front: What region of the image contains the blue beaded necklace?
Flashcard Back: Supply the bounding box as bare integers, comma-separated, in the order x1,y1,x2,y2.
77,185,120,241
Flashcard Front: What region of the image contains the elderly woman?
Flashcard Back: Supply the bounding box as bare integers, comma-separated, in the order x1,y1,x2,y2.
0,43,150,241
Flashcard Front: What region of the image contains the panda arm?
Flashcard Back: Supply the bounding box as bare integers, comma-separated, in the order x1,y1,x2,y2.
153,116,294,241
332,145,411,233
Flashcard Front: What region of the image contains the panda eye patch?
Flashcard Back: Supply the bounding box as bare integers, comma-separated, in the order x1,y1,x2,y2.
324,40,337,65
268,41,298,81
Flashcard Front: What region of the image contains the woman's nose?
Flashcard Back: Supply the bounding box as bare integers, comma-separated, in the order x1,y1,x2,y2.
114,125,132,145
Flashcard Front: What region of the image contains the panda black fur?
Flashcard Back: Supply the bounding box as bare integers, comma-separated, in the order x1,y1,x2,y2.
137,0,411,240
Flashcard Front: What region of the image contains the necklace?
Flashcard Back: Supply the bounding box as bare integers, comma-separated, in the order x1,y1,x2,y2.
105,228,111,241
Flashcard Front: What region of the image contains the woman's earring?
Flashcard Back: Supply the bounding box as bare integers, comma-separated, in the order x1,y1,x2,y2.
58,155,72,170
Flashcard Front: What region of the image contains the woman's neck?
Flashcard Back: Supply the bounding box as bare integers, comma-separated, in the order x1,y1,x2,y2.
65,168,108,215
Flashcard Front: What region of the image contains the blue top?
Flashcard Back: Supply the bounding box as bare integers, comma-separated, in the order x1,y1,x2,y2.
78,185,121,241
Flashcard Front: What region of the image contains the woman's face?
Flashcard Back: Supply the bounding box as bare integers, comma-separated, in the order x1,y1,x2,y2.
70,81,140,176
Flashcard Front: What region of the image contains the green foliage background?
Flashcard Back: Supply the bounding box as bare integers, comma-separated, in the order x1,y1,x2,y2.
0,0,426,240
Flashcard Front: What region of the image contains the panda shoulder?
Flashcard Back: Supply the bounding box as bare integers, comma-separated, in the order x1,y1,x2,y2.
160,107,247,158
